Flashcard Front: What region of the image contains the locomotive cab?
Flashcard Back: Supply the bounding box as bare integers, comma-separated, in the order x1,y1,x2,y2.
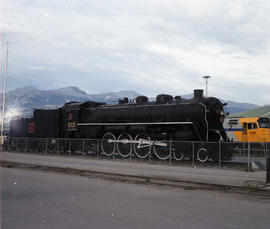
63,102,81,137
62,101,106,138
224,117,270,142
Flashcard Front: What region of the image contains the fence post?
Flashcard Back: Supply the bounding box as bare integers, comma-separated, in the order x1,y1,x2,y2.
69,139,71,156
113,143,115,159
16,137,18,151
56,138,59,155
219,141,221,169
169,140,172,165
264,142,266,158
149,145,152,161
96,139,100,158
7,136,10,151
266,157,270,183
82,139,85,155
25,137,28,152
248,141,250,172
129,142,132,161
192,141,195,167
7,136,9,151
45,139,48,154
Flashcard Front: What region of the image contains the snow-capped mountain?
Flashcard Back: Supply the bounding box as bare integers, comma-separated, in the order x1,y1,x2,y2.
1,86,140,118
0,86,260,119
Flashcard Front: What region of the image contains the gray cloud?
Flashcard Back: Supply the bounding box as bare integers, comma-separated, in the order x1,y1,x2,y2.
1,0,270,105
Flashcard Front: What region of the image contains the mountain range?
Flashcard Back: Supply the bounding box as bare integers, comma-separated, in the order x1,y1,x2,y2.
2,86,140,118
229,105,270,118
0,86,265,120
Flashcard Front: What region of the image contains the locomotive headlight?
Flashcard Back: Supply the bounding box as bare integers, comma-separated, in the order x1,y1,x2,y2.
216,109,224,117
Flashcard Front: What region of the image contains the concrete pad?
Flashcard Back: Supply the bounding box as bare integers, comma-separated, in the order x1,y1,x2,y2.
1,151,269,192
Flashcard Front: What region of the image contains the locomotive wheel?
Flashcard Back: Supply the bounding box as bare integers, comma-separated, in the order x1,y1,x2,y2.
173,149,184,161
101,132,116,156
117,133,133,158
153,141,170,160
173,142,189,161
133,133,151,159
196,147,209,163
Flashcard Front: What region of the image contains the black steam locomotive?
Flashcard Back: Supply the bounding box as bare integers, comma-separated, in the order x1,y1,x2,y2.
9,89,232,162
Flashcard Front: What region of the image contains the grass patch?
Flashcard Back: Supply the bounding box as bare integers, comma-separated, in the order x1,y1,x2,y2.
184,186,196,190
6,163,14,168
244,168,255,172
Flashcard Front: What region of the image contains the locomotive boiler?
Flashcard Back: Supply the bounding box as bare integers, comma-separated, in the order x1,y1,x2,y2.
9,89,232,162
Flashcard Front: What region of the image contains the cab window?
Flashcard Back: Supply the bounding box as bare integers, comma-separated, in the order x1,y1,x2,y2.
248,123,258,129
258,122,270,128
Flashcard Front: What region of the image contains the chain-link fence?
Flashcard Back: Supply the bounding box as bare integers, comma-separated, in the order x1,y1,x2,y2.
3,137,269,171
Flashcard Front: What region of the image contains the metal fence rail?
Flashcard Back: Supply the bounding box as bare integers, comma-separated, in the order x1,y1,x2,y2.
3,137,270,171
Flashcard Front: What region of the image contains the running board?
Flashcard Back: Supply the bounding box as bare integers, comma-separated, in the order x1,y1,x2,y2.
78,122,193,126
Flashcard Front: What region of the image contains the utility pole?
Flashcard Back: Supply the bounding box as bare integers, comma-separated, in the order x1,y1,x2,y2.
203,75,211,97
1,41,8,149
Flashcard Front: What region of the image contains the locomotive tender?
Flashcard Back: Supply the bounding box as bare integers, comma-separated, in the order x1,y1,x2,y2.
10,89,232,162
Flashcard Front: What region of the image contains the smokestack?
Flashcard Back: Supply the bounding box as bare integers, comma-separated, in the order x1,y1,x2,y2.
193,89,204,101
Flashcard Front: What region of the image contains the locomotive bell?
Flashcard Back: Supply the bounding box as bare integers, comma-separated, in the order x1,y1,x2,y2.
193,89,204,101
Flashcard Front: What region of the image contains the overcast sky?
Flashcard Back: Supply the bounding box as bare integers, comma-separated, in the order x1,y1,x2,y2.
1,0,270,105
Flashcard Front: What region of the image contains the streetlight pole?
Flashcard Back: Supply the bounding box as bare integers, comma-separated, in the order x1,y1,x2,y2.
1,41,8,148
203,75,211,97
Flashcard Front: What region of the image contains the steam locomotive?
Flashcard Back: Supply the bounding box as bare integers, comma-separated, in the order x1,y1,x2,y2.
9,89,232,162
